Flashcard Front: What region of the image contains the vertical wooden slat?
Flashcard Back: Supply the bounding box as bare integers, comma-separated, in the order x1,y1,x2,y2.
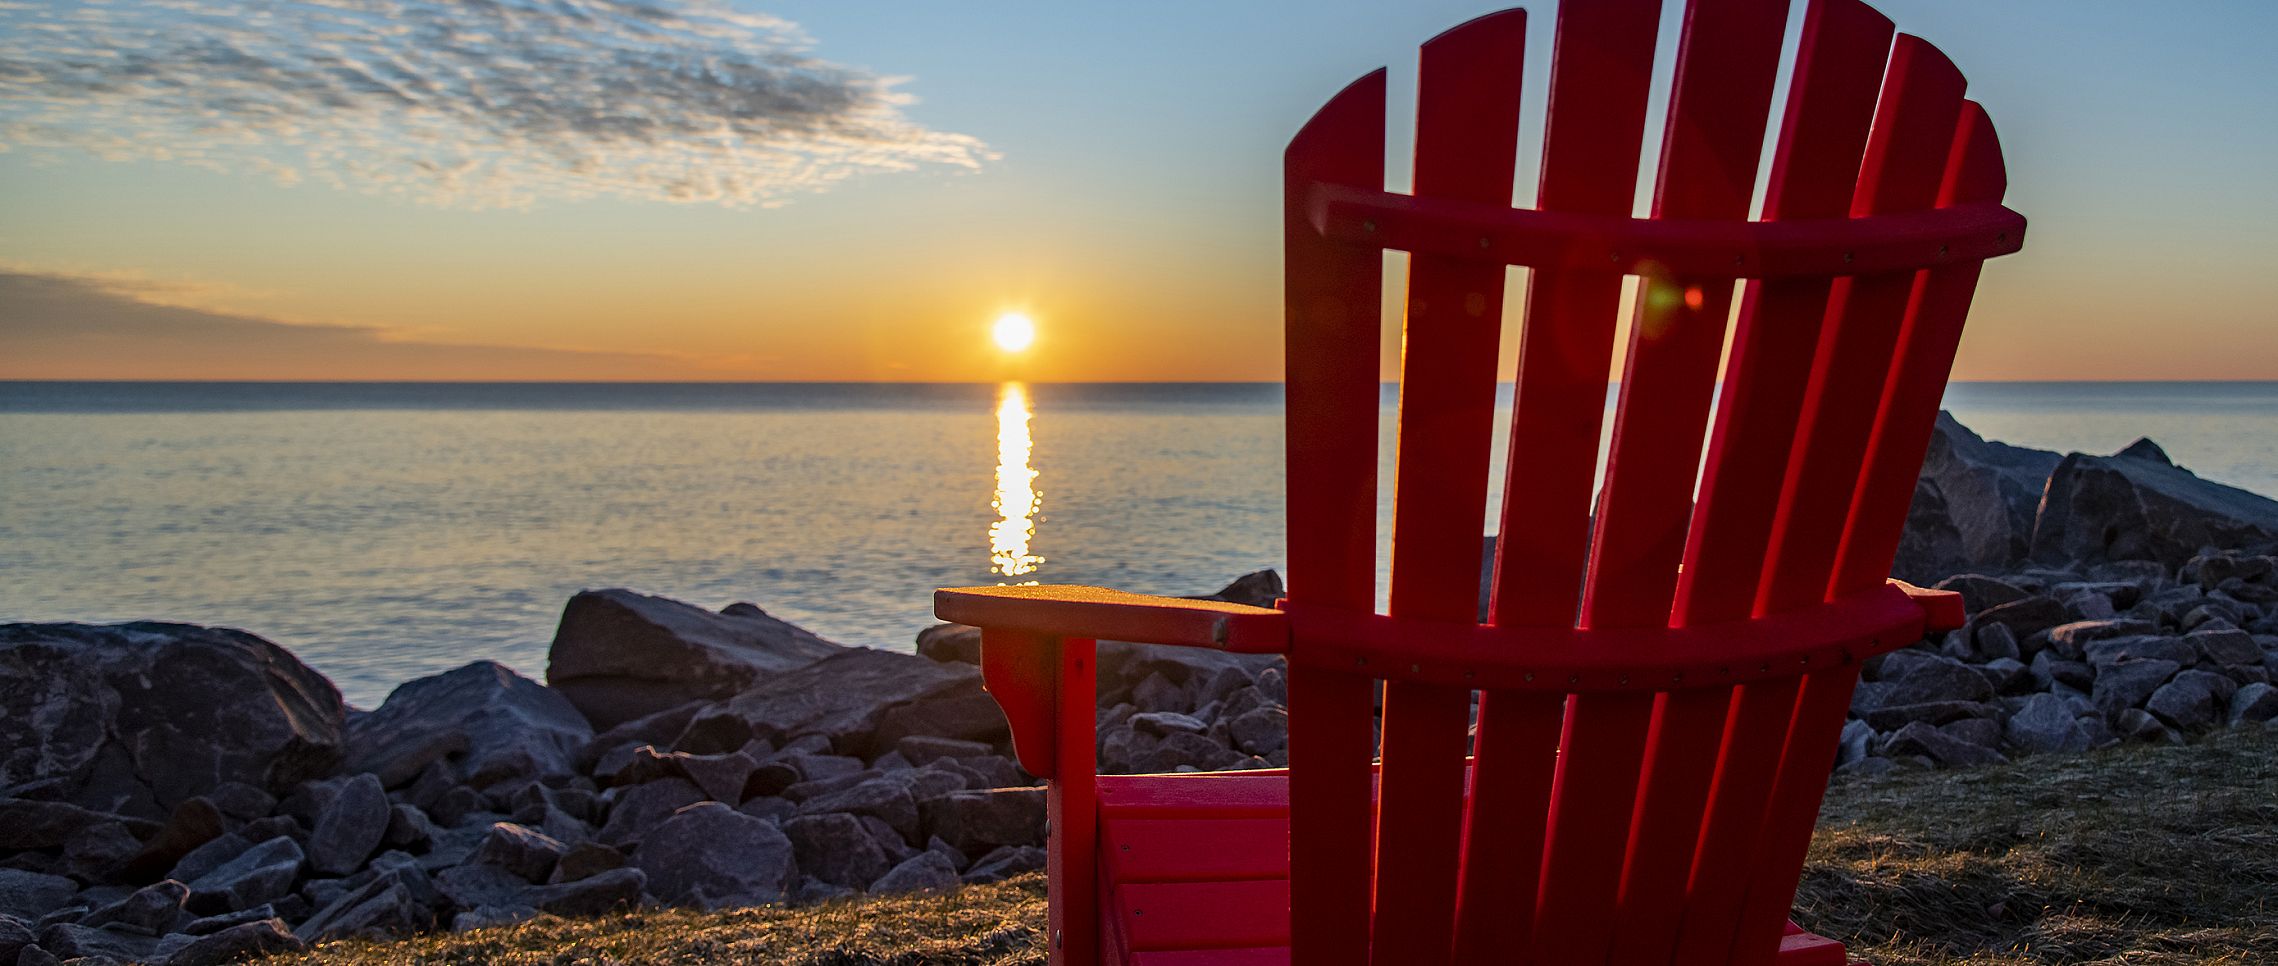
1456,1,1664,960
1830,102,2012,598
1053,639,1099,966
1660,3,1895,962
1728,34,1971,966
1578,2,1793,961
1283,68,1387,966
1727,100,2012,966
1371,12,1527,966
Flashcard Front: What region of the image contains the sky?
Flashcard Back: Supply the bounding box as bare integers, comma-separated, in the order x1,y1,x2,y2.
2,0,2274,382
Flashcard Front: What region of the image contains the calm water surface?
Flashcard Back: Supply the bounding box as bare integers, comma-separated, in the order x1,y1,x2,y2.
2,380,2271,707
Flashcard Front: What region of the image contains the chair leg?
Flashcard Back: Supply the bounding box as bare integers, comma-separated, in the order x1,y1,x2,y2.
1048,639,1100,966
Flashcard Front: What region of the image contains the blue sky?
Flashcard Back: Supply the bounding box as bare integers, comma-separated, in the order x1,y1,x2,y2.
2,0,2274,380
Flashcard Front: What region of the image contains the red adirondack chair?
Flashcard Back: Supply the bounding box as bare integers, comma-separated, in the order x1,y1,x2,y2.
935,1,2023,963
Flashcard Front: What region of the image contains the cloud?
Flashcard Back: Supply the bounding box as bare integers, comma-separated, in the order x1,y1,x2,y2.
0,0,991,207
0,268,727,379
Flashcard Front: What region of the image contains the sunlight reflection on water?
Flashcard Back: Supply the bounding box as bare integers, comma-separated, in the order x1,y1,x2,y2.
990,382,1044,580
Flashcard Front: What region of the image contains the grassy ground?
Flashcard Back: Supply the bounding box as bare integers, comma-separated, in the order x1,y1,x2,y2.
270,727,2275,965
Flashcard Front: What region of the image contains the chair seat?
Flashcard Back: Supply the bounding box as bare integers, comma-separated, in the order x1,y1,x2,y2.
1091,770,1854,966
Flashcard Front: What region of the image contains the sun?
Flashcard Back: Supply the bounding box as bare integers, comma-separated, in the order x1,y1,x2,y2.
992,312,1036,352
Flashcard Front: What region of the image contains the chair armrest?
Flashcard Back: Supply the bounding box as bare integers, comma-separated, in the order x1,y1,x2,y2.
933,586,1289,779
933,584,1290,653
1890,579,1966,634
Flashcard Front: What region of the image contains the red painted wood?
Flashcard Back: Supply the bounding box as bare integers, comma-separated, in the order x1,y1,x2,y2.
1756,34,1967,617
946,7,2021,965
1731,33,1971,966
1055,640,1100,966
1103,817,1290,883
1283,61,1387,966
1669,4,1893,961
1308,186,2023,277
938,585,1289,654
1574,4,1791,960
1120,879,1292,951
1831,102,2011,599
980,628,1062,778
1459,1,1660,958
1373,13,1526,964
1129,951,1290,966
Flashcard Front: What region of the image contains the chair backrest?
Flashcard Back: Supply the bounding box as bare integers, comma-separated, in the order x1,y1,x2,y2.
1278,1,2022,964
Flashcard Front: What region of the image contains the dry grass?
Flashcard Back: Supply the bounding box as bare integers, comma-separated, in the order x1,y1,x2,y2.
267,727,2276,965
264,877,1047,965
1801,725,2278,965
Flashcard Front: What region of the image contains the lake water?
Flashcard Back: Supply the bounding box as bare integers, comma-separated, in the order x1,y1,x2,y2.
3,380,2273,708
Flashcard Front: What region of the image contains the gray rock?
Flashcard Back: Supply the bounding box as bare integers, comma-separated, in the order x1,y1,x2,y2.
0,622,345,817
961,845,1047,884
528,866,644,917
33,921,159,962
914,623,981,665
345,661,592,790
1227,707,1289,757
2092,659,2181,718
0,917,30,963
163,917,304,965
632,803,795,909
174,904,278,938
895,736,994,765
2113,707,2177,743
1971,622,2021,663
868,851,960,894
796,779,920,842
678,751,760,805
294,871,432,942
1128,672,1185,712
545,589,842,729
1938,717,2003,750
2189,627,2264,667
725,649,987,760
77,880,186,935
2145,670,2235,732
2042,619,2160,660
471,823,566,883
0,871,75,921
1884,655,1995,705
1129,712,1208,737
2082,636,2196,668
184,837,302,916
60,820,141,883
120,798,227,884
1882,721,2008,768
596,778,705,848
1256,666,1288,706
546,842,626,885
2229,682,2278,725
2028,650,2095,692
1898,414,2063,580
2002,693,2091,755
1930,574,2034,614
382,803,437,852
2032,444,2278,569
781,814,889,890
307,773,390,876
870,684,1012,754
923,788,1045,858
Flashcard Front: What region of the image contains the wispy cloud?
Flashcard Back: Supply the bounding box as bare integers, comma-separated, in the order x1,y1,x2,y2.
0,0,991,207
0,268,732,379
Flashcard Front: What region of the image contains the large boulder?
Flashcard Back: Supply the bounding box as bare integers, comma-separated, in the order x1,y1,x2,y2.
1896,413,2064,582
632,802,796,909
345,661,592,790
0,622,345,817
546,590,842,729
717,648,981,758
2032,441,2278,570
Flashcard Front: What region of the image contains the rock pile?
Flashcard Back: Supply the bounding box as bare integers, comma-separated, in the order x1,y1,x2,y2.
0,590,1058,965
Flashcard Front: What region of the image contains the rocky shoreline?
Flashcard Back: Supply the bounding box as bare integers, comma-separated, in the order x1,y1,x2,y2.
5,413,2278,965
